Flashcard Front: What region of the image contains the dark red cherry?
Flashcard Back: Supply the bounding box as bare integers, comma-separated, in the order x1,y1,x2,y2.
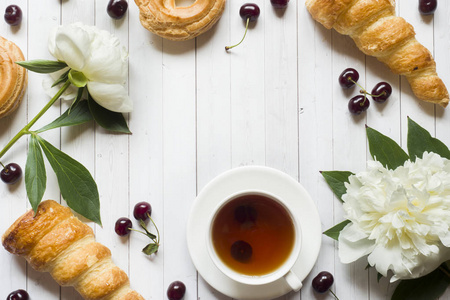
7,289,29,300
271,0,289,8
231,240,252,262
115,217,132,236
348,95,370,115
226,3,260,51
339,68,359,89
4,5,22,26
239,3,260,22
312,271,334,293
371,82,392,103
167,281,186,300
419,0,437,15
107,0,128,19
1,163,22,184
133,201,152,221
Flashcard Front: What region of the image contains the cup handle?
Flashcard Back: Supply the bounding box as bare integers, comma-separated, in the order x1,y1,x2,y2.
284,270,302,292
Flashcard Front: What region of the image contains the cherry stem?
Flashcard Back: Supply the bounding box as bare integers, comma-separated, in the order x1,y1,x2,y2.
349,78,366,94
365,90,386,98
349,78,384,98
361,94,368,106
128,227,158,243
0,80,71,160
0,161,5,169
132,213,161,244
148,212,160,244
329,289,339,300
225,18,250,51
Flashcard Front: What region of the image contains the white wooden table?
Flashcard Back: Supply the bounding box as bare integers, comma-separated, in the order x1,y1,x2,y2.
1,0,450,299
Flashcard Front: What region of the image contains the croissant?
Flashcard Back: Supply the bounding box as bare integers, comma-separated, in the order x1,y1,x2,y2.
0,36,27,118
2,200,144,300
306,0,449,107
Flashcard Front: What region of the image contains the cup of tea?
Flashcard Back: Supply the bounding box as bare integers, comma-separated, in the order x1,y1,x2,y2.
207,190,303,291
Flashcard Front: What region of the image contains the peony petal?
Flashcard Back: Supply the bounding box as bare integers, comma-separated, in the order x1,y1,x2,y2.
338,223,375,263
368,244,403,277
48,26,58,58
83,33,128,84
51,23,91,71
87,81,132,113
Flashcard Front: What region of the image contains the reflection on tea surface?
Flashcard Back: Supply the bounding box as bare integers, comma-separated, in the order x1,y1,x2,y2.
212,194,295,276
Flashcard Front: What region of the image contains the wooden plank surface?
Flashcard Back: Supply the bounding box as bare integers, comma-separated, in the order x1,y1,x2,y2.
1,0,450,299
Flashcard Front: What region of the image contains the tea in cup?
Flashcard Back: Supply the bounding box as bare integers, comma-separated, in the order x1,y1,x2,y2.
207,190,302,291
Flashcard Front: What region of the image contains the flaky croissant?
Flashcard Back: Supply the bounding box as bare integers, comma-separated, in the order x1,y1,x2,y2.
306,0,449,107
2,200,144,300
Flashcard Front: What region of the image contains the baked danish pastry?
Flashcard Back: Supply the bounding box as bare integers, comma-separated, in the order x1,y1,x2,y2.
0,36,27,118
134,0,226,41
2,200,144,300
306,0,449,107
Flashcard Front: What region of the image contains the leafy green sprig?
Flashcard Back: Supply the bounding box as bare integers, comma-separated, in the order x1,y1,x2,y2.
321,117,450,300
0,60,131,225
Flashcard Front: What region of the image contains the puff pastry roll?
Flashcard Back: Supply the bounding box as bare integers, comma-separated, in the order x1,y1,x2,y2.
306,0,449,107
2,200,144,300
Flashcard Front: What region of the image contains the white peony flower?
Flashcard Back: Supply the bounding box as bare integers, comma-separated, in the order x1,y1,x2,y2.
339,152,450,281
45,22,132,112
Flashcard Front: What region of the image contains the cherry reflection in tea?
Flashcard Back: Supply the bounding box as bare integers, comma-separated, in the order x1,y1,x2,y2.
211,194,295,276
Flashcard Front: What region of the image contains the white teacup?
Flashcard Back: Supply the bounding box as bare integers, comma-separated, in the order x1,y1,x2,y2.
206,190,303,291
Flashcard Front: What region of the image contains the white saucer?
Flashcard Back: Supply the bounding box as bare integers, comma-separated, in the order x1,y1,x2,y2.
186,166,322,300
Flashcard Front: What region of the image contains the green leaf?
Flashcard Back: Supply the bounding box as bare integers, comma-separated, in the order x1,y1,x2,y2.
407,117,450,161
51,69,70,87
391,267,450,300
36,136,101,225
366,126,409,170
142,243,159,255
139,219,157,240
88,95,131,134
323,220,351,241
68,87,85,115
68,70,88,87
25,135,47,213
321,171,353,202
36,101,93,133
16,60,68,73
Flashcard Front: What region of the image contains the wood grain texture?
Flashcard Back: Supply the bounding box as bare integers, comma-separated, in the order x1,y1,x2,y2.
1,0,450,299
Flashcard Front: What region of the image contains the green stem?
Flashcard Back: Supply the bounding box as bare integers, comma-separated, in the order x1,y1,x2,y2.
329,289,339,300
0,80,71,160
349,78,385,98
148,214,161,244
225,18,250,51
129,227,156,240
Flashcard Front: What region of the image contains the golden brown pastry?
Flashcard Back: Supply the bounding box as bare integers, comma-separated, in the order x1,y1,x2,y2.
0,36,27,118
134,0,226,41
2,200,144,300
306,0,449,107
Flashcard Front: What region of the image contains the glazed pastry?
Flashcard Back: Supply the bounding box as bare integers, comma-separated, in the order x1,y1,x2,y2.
134,0,226,41
306,0,449,107
2,200,144,300
0,36,27,118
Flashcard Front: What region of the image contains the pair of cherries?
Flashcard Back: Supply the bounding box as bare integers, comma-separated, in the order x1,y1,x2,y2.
339,68,392,115
226,0,289,51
